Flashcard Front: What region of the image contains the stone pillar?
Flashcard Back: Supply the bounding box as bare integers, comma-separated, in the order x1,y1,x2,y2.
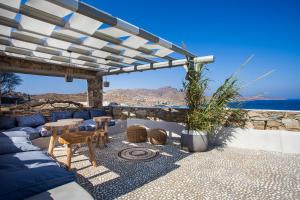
87,77,103,108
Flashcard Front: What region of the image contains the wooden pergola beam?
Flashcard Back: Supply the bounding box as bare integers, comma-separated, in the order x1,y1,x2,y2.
0,55,98,79
100,55,215,76
47,0,197,58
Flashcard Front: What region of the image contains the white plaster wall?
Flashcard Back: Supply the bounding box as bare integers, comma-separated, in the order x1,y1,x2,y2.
126,118,300,154
227,128,300,154
108,119,127,135
127,118,184,138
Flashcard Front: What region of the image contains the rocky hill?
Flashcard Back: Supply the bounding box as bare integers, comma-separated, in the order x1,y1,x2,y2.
29,87,285,107
104,87,185,106
31,87,185,106
31,93,86,103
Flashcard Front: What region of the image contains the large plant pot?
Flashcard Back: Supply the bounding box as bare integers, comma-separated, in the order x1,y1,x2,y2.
181,130,208,152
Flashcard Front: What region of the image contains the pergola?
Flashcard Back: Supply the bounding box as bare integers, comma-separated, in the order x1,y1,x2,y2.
0,0,214,107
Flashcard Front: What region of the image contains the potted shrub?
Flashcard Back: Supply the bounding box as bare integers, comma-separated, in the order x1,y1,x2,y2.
181,58,241,152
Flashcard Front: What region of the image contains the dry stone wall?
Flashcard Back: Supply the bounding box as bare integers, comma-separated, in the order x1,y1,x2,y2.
246,110,300,131
0,101,110,122
1,103,299,131
111,106,300,132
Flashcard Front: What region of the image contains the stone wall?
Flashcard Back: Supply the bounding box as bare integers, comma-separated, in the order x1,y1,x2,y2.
1,103,299,132
246,110,300,131
111,106,186,122
0,101,110,122
111,106,300,132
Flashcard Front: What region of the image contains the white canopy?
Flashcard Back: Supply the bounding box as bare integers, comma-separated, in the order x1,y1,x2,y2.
0,0,213,75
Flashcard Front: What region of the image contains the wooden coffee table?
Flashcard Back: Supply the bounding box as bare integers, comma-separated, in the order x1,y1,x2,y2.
93,116,112,148
58,131,96,170
44,121,78,156
58,118,84,131
58,118,84,124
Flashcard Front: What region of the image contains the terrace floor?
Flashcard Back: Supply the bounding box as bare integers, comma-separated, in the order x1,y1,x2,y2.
52,132,300,200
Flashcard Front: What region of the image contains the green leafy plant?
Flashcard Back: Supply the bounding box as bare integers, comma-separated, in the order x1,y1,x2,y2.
0,72,22,106
183,59,243,133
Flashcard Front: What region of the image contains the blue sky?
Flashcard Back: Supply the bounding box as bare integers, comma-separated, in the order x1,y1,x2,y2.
16,0,300,98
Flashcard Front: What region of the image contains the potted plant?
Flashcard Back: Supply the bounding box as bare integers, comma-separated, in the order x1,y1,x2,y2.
181,58,241,152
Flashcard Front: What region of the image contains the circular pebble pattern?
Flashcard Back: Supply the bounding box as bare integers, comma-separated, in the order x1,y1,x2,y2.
53,132,300,200
118,147,159,161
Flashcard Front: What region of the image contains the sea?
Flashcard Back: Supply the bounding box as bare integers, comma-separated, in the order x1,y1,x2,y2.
163,99,300,111
228,99,300,111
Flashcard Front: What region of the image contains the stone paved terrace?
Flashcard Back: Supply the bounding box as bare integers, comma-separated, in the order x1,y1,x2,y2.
52,132,300,200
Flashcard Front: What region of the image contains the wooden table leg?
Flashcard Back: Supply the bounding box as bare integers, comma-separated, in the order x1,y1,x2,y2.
95,121,100,147
96,132,100,148
101,133,107,148
87,137,97,167
95,121,105,149
66,144,73,170
104,121,109,143
96,136,99,147
104,132,109,143
96,132,105,149
48,128,57,156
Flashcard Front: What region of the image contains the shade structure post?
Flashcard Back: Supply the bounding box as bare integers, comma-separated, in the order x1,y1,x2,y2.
87,77,103,108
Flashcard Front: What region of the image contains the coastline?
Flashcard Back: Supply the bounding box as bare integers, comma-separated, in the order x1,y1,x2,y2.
113,105,300,113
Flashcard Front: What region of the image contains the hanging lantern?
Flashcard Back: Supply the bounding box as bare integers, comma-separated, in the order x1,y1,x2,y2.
103,81,110,87
65,50,73,82
65,68,73,82
65,74,73,82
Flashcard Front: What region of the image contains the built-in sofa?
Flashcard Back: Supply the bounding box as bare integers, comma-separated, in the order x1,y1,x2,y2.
0,109,118,200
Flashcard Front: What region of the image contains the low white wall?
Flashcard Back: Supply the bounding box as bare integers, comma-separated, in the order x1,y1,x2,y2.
226,128,300,154
108,119,127,135
126,118,300,154
127,118,184,138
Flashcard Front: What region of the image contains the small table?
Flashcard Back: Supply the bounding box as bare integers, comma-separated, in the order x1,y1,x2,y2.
58,118,84,131
58,131,96,170
58,118,84,124
44,121,78,156
93,116,112,148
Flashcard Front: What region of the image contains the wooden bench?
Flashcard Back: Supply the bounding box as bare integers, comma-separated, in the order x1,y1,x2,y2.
58,131,97,170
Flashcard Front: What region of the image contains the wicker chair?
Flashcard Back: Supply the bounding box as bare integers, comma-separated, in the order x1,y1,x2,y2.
127,125,148,143
148,128,167,145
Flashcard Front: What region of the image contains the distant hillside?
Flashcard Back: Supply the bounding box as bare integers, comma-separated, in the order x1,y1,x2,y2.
31,93,86,103
30,87,285,107
104,87,185,106
31,87,185,106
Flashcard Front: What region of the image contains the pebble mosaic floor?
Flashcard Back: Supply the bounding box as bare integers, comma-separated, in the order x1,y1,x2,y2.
53,132,300,200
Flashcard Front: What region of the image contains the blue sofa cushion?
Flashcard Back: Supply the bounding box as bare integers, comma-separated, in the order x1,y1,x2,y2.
0,137,40,155
35,125,52,137
0,130,30,138
0,116,16,130
51,111,73,122
0,136,30,144
79,119,96,131
79,119,115,131
108,120,116,127
73,111,90,120
0,151,75,200
16,114,45,128
89,109,107,118
6,127,40,140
